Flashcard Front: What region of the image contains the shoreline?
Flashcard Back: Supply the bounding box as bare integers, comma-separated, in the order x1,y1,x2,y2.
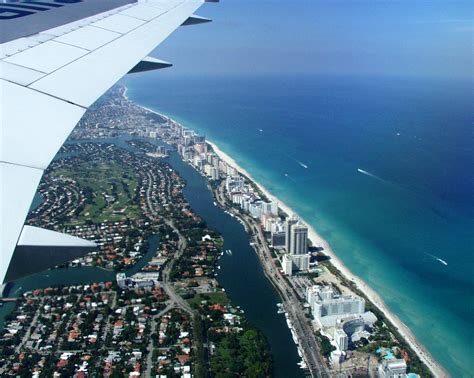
208,141,447,378
127,93,448,377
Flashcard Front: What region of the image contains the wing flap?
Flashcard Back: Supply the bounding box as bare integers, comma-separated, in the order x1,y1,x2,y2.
118,3,170,21
0,61,45,86
0,163,44,283
54,26,122,51
4,40,89,74
6,226,97,282
90,13,146,33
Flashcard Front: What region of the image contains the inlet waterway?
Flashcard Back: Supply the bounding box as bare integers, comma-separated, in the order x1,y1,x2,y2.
1,137,303,377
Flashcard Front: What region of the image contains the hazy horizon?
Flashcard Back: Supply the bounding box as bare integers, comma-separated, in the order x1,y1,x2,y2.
150,0,473,80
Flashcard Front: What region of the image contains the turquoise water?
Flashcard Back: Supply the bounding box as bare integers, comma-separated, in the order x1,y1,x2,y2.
124,74,474,376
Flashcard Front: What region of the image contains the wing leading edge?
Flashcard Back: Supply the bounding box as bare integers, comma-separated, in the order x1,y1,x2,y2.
0,0,217,283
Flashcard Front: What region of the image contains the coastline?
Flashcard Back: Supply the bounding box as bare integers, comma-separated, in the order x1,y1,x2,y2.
207,141,447,378
127,94,448,377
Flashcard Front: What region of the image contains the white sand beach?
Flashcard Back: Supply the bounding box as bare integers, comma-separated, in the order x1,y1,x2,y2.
134,101,448,377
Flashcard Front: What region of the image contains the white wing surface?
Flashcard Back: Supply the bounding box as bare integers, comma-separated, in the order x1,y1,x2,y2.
0,0,216,283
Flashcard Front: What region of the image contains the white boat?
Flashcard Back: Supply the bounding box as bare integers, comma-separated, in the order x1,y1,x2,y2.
297,360,308,369
226,249,233,256
213,201,217,206
276,303,285,314
291,328,299,345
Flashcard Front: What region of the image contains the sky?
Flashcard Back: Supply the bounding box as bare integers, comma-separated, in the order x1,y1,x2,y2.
150,0,473,79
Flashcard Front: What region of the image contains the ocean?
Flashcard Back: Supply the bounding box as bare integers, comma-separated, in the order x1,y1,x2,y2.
123,74,473,376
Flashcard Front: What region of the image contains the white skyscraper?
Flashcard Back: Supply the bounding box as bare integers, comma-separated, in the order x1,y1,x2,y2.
292,254,310,270
290,224,308,255
284,215,299,252
282,254,293,276
334,329,349,351
312,295,365,319
378,359,407,378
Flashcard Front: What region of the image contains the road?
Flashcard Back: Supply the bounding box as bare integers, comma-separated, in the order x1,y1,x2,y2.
144,171,194,316
144,303,179,377
143,170,198,375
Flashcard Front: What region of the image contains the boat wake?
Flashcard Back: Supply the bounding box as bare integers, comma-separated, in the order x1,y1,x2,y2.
283,173,297,183
425,252,448,266
357,168,388,184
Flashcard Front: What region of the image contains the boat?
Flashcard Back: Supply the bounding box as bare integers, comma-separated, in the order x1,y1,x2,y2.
276,303,285,314
213,201,217,206
297,360,308,369
226,249,233,256
290,328,299,345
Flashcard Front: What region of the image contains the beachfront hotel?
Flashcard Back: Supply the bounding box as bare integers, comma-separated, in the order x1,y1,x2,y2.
281,216,311,275
289,223,308,255
284,216,299,252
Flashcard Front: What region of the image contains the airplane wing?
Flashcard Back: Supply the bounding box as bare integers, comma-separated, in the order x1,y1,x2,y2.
0,0,217,283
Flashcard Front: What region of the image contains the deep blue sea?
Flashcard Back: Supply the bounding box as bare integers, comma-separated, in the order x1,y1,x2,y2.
123,74,473,376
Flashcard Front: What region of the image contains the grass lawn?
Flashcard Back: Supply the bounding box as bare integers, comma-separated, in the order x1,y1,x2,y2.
54,160,141,224
187,292,230,307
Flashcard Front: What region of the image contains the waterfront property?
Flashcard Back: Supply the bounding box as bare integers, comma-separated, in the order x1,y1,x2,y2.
1,85,437,377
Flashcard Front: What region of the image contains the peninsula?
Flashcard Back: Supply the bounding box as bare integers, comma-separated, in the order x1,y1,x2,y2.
0,85,448,377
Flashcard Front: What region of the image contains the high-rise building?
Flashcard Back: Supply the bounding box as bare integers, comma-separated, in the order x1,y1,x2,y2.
210,167,220,181
284,216,299,252
271,230,286,249
312,295,365,319
334,329,349,351
292,253,310,270
282,254,293,276
377,359,407,378
290,224,308,255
